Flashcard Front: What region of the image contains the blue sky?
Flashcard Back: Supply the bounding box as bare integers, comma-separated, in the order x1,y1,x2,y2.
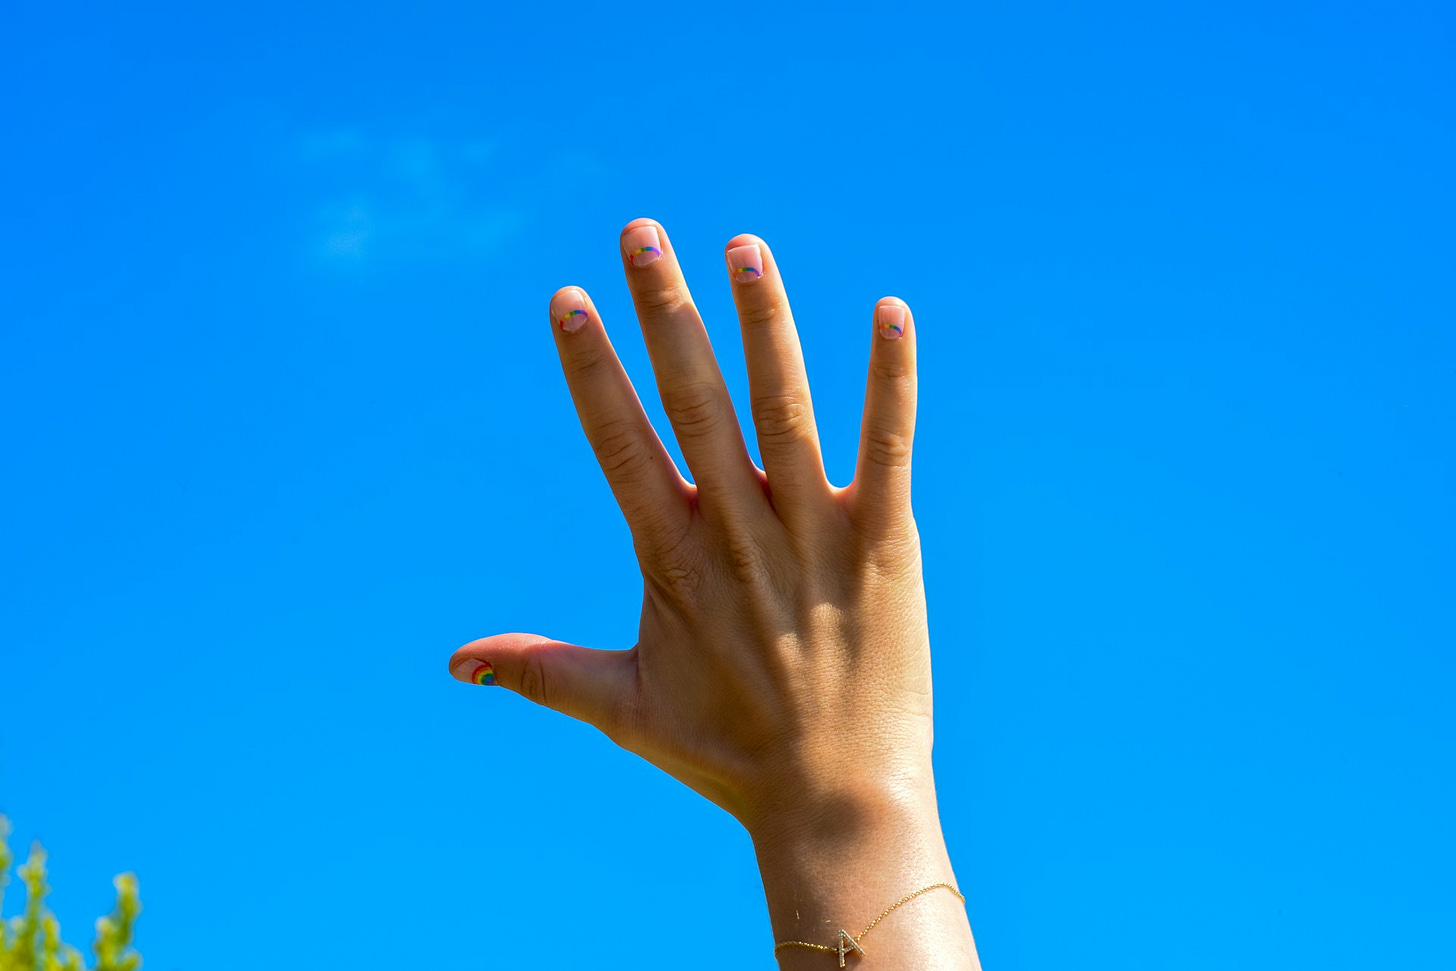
2,1,1452,968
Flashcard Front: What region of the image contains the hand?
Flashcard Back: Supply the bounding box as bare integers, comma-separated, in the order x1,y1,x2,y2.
450,218,979,968
449,217,931,831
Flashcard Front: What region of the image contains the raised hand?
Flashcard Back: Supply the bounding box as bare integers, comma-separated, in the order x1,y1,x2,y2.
449,218,978,969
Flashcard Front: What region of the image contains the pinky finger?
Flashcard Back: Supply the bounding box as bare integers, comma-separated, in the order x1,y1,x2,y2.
847,298,917,537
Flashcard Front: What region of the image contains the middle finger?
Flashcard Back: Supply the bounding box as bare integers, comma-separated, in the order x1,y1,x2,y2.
618,218,763,521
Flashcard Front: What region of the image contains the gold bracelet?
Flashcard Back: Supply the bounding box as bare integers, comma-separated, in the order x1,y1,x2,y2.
772,882,966,967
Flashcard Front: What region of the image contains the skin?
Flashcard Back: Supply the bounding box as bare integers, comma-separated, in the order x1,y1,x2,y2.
448,218,981,969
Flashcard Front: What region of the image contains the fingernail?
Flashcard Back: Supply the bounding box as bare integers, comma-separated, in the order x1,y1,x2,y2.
623,226,662,267
877,304,906,340
726,243,763,284
453,660,497,686
551,289,589,333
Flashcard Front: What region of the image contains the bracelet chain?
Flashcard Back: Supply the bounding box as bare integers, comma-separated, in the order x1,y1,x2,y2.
772,882,966,966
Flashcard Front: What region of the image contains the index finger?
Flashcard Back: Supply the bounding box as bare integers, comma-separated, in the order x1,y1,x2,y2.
547,284,693,548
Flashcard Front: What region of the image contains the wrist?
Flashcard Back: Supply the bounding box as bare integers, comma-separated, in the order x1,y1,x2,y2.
747,773,966,960
743,767,943,859
739,722,938,836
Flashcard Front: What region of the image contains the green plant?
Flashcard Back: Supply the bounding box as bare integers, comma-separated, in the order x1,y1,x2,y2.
0,815,142,971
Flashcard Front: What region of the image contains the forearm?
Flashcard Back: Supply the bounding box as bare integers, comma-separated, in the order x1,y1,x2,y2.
749,776,981,970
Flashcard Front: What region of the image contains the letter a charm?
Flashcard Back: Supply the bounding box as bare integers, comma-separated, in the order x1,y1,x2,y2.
837,929,865,967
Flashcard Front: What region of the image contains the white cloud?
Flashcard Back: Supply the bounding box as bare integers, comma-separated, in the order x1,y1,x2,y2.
296,129,524,265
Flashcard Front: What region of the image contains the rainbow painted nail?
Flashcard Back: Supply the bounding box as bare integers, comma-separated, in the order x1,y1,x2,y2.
551,288,590,333
877,303,906,340
470,662,496,686
726,243,763,284
623,225,662,267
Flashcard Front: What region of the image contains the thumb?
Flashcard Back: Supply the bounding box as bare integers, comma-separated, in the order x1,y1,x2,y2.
448,632,636,735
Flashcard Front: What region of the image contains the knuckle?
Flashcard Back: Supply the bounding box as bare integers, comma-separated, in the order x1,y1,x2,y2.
601,676,647,749
866,530,922,578
870,358,915,383
634,282,690,314
738,301,782,328
725,533,772,587
751,393,810,446
518,652,549,708
592,420,651,479
661,381,722,440
659,559,707,608
864,425,914,469
565,344,611,379
650,529,708,609
601,700,639,749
